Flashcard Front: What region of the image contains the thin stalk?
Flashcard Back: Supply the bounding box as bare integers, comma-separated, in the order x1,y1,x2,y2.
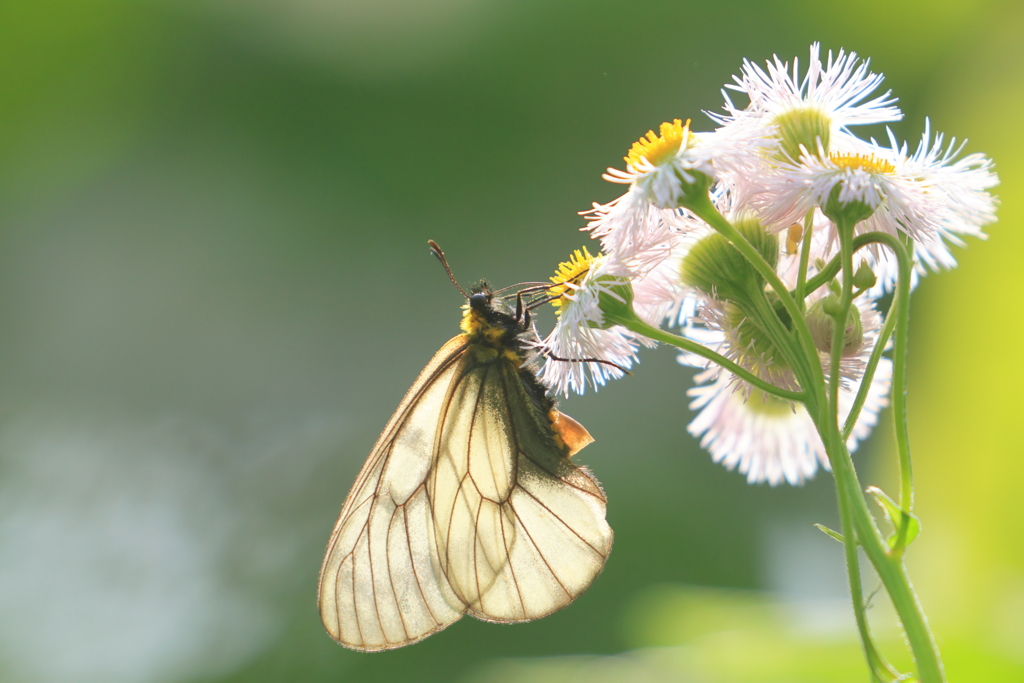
606,310,805,403
832,464,903,682
868,233,914,516
794,211,816,307
842,293,897,439
822,423,945,683
804,233,902,297
828,217,856,443
826,216,892,679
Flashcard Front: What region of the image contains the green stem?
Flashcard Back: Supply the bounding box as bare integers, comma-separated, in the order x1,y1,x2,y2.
821,423,945,683
833,468,902,682
870,233,914,516
828,215,856,445
804,233,903,297
813,231,913,516
823,219,941,681
794,211,816,308
607,309,805,403
842,297,897,439
826,217,891,679
685,193,824,391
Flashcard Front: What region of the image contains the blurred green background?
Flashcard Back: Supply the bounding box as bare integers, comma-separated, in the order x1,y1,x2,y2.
0,1,1020,682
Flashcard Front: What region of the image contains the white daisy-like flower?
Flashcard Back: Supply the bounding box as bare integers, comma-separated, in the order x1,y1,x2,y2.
536,248,648,397
581,186,684,263
604,118,761,206
686,357,892,486
893,122,998,270
713,42,902,150
627,222,711,328
758,124,997,285
583,118,767,261
709,43,904,224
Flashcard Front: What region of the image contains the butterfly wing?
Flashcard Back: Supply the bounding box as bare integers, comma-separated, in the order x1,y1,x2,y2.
318,335,469,651
318,336,612,651
430,358,612,622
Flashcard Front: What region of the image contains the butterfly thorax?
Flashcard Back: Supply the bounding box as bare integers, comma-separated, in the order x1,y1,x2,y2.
459,284,530,364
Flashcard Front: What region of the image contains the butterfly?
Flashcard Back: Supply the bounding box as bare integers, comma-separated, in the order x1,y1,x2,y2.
317,241,613,652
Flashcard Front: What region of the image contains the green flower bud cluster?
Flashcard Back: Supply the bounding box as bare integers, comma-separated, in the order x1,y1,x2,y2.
681,215,779,306
681,217,794,375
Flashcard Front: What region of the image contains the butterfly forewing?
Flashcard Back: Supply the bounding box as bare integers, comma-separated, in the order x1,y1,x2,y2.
319,325,613,651
319,337,468,651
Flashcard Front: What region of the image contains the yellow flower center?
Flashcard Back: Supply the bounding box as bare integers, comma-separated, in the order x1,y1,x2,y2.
548,247,600,314
624,119,692,168
829,152,896,175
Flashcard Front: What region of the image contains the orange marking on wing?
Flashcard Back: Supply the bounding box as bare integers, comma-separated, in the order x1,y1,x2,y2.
550,411,594,459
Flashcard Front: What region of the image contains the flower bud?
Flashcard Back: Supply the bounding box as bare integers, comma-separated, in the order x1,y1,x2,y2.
820,294,841,317
853,261,877,290
724,302,790,371
807,297,865,357
681,216,779,304
823,184,875,227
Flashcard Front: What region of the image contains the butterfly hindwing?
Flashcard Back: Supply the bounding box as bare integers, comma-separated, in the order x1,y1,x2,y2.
430,355,612,623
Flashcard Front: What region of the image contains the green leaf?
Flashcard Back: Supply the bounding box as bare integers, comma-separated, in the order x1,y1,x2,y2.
813,523,846,544
866,486,921,552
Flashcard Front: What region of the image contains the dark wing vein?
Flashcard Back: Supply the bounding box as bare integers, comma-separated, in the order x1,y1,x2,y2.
402,499,438,626
498,501,526,616
517,484,608,557
385,504,412,642
510,504,572,598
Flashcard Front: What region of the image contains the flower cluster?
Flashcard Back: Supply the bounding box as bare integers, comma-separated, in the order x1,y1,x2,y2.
536,43,998,486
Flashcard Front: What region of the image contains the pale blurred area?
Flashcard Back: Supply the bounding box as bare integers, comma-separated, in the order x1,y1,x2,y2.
0,1,1021,682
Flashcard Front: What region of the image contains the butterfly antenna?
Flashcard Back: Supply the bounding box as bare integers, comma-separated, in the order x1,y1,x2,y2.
544,351,634,376
493,281,550,296
428,240,469,298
